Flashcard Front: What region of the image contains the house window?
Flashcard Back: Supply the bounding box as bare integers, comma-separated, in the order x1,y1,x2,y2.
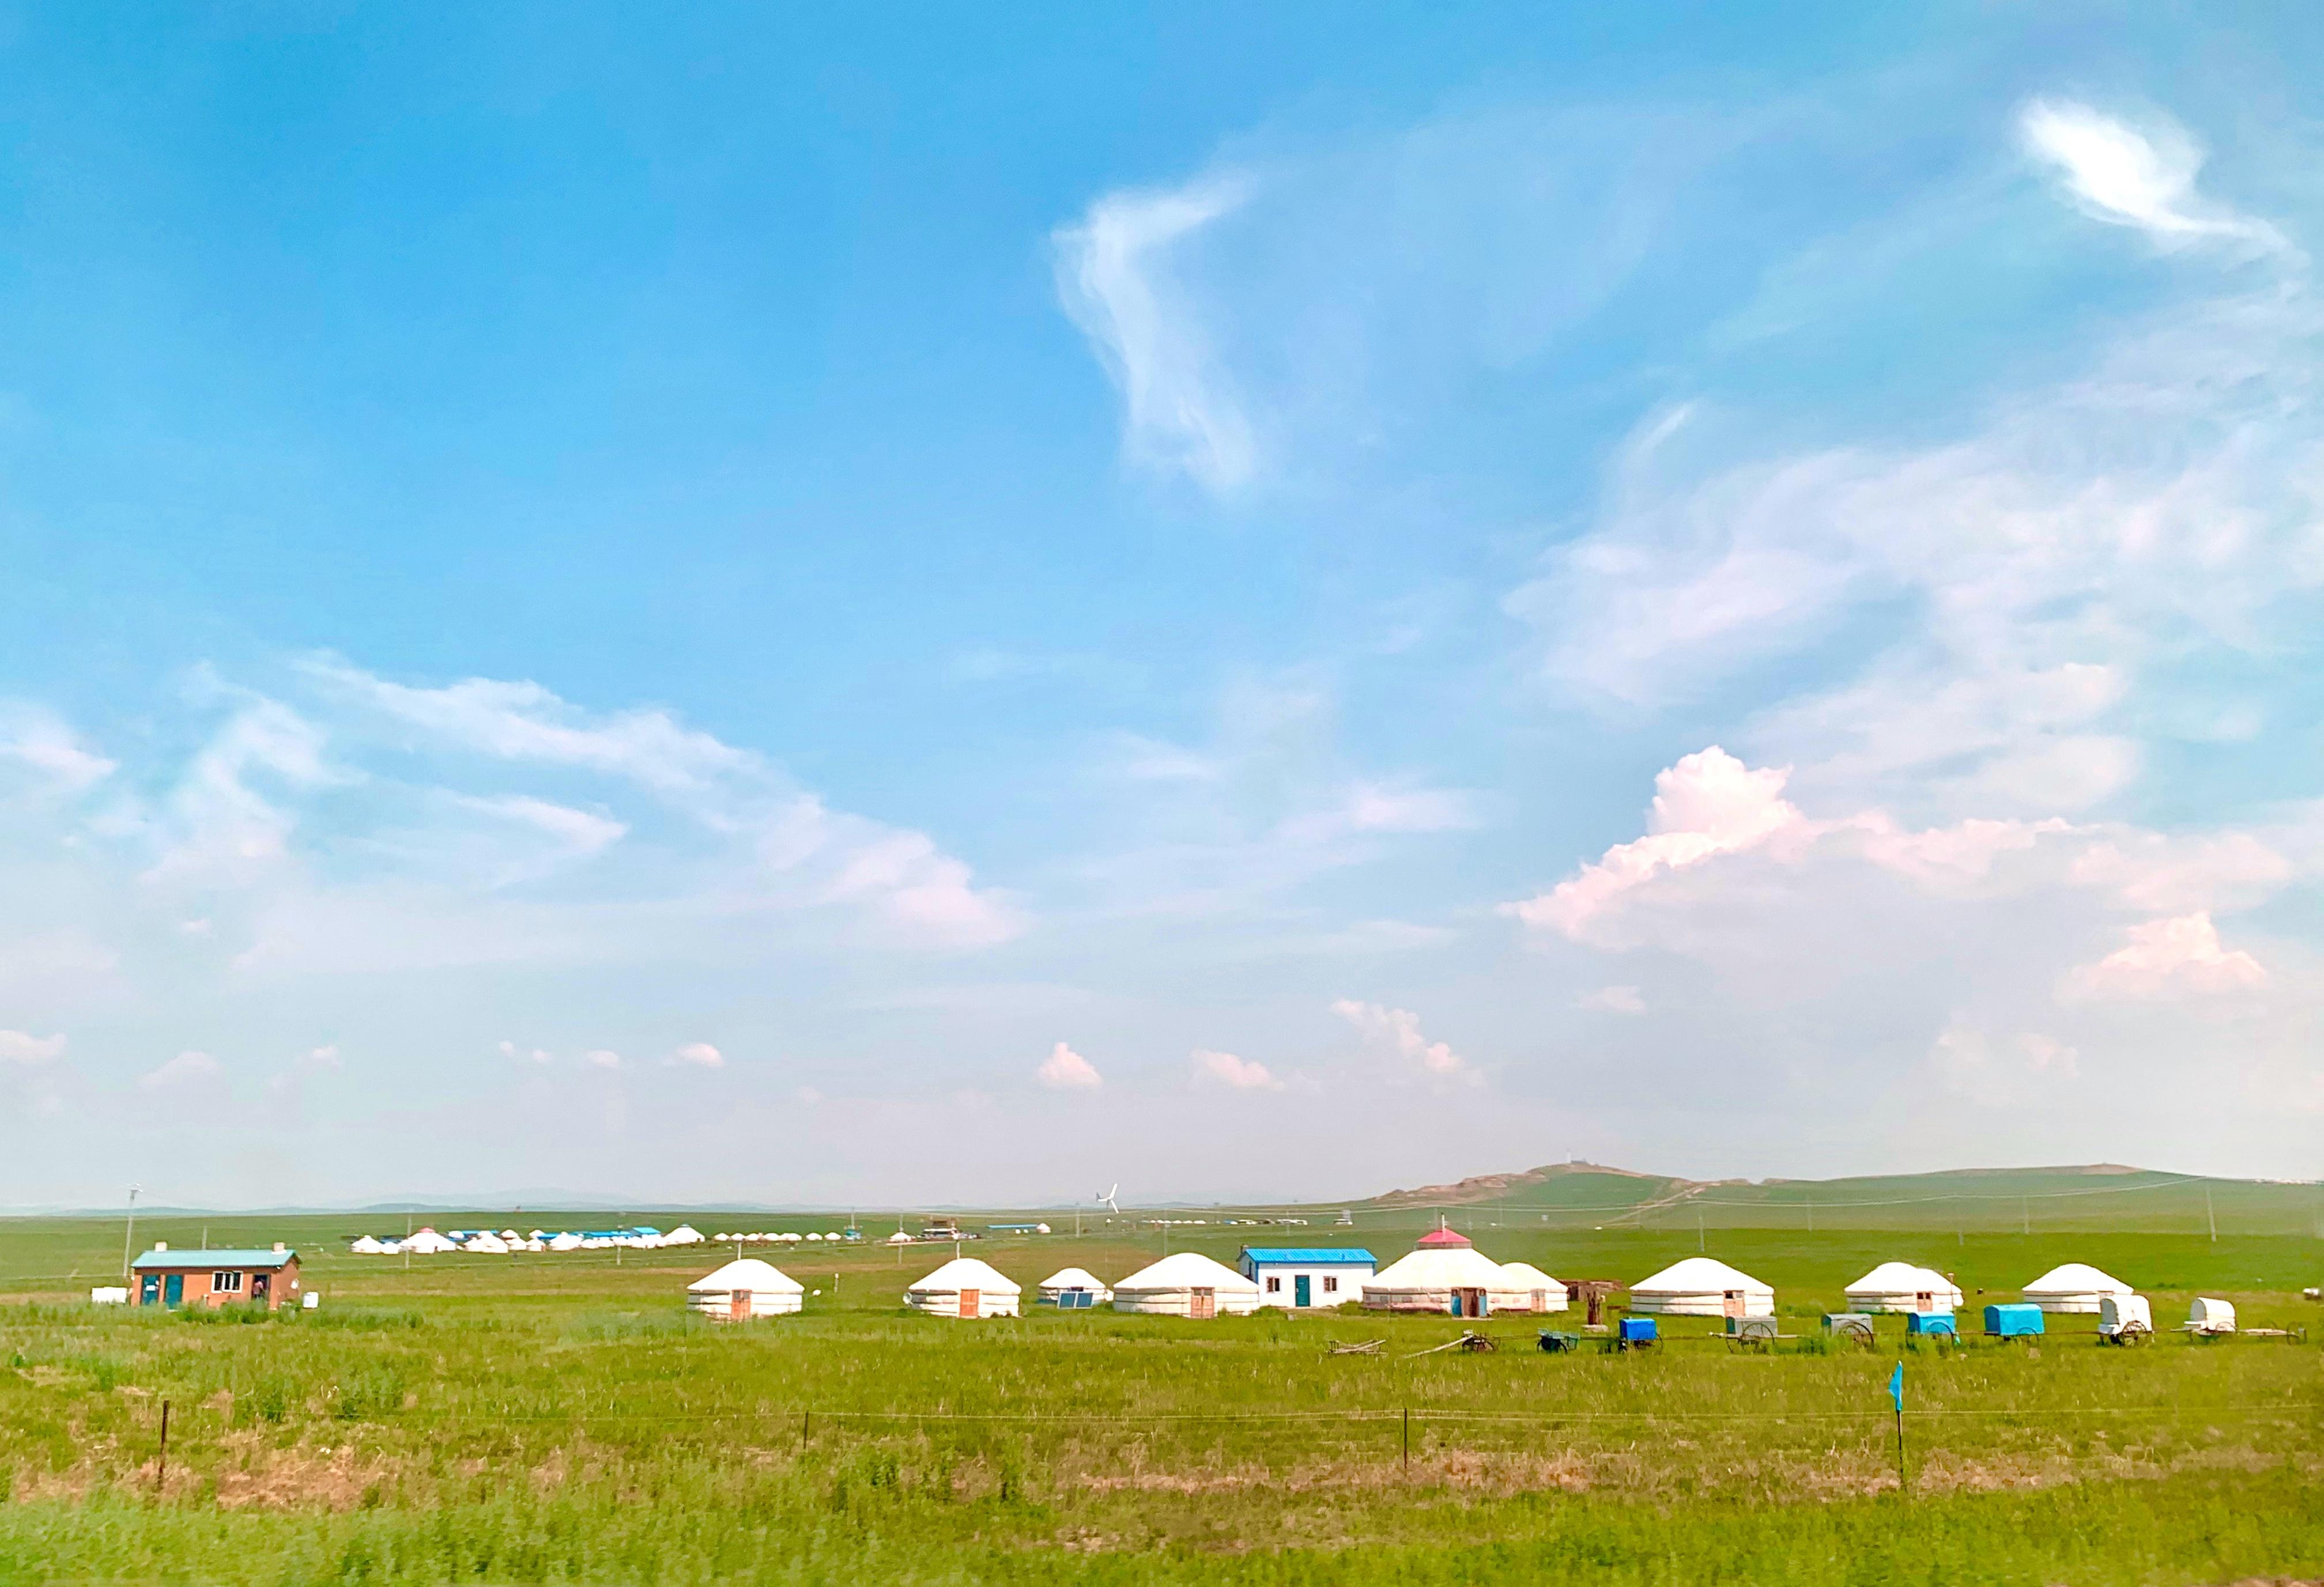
1265,1276,1281,1293
1323,1276,1338,1294
212,1271,246,1294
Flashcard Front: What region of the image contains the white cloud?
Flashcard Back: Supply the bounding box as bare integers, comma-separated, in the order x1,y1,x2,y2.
1191,1047,1282,1091
139,1050,221,1089
1281,783,1479,845
1503,748,1808,940
1054,175,1258,492
584,1049,623,1070
497,1040,554,1065
300,1044,341,1070
0,1030,66,1064
1036,1041,1102,1090
1929,1023,2081,1109
144,693,334,882
307,659,749,793
2018,99,2284,253
1330,998,1473,1082
2061,912,2267,1001
458,795,628,860
670,1042,724,1069
1576,985,1646,1015
0,707,115,792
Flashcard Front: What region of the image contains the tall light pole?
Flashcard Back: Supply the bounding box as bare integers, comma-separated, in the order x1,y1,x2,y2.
120,1185,142,1279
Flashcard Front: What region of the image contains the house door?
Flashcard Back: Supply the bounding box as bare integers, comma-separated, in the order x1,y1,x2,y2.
730,1290,751,1321
1294,1275,1311,1308
140,1274,159,1306
1915,1291,1934,1313
252,1274,271,1308
163,1274,183,1308
1467,1288,1488,1317
1723,1289,1745,1318
959,1289,980,1320
1190,1288,1216,1320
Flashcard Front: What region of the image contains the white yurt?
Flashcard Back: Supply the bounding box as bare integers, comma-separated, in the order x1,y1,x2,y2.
2021,1263,2133,1314
885,1230,915,1246
1495,1261,1571,1314
686,1258,805,1321
1629,1257,1775,1317
1362,1230,1514,1317
400,1229,458,1255
1112,1252,1261,1317
546,1231,584,1252
906,1257,1021,1319
663,1225,705,1246
462,1231,511,1254
1036,1267,1113,1308
1843,1262,1964,1314
348,1235,388,1256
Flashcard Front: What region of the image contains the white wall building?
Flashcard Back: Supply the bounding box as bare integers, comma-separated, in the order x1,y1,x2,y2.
1238,1248,1374,1309
687,1259,803,1321
1111,1252,1261,1317
906,1257,1021,1318
2022,1263,2133,1314
1628,1257,1775,1318
1843,1262,1964,1314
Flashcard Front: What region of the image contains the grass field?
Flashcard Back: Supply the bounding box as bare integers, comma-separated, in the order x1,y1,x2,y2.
1,1207,2319,1585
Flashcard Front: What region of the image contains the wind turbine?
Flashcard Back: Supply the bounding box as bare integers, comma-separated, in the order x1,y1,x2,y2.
1097,1184,1120,1218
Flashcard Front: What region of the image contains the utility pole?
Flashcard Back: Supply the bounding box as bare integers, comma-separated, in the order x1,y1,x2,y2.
120,1185,141,1279
2205,1186,2216,1242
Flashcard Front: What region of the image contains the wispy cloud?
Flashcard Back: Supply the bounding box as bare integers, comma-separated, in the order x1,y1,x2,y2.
1055,175,1258,492
2018,99,2287,254
1330,998,1473,1083
669,1042,724,1069
0,1030,66,1065
140,1050,221,1089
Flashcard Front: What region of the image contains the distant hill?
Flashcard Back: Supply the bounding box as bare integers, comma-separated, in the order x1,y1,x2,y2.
1365,1161,2324,1236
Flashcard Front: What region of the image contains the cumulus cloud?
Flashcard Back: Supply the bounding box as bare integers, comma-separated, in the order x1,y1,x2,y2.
1036,1041,1102,1090
1503,748,1808,939
140,1051,221,1089
2018,99,2285,253
2061,912,2267,1001
670,1042,724,1069
1054,175,1258,492
1576,985,1646,1015
1330,999,1472,1082
584,1048,623,1070
1191,1048,1282,1090
0,1030,66,1064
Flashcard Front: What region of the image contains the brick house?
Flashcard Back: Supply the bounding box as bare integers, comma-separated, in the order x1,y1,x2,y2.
131,1243,301,1310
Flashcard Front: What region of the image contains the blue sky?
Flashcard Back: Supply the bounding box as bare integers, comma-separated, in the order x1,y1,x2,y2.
3,4,2322,1207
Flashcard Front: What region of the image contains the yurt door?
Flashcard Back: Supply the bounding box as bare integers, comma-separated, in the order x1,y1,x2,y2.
1723,1289,1745,1318
1294,1275,1311,1308
959,1289,980,1320
1190,1288,1216,1320
730,1290,750,1321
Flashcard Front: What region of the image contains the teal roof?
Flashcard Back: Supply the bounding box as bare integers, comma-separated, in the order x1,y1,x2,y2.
1240,1248,1375,1265
132,1248,297,1271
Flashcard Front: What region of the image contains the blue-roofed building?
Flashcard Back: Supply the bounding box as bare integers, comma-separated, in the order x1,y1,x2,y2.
1237,1247,1375,1309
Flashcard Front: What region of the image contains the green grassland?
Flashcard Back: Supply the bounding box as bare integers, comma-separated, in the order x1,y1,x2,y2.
1,1201,2320,1585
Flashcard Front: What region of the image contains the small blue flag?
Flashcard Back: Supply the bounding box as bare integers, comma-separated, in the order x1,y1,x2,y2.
1888,1362,1904,1412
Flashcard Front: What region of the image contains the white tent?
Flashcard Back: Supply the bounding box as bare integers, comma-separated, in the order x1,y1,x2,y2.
687,1258,804,1321
885,1230,915,1245
906,1257,1021,1318
2189,1297,2236,1334
1036,1267,1112,1308
1844,1262,1964,1314
1495,1262,1571,1313
1112,1252,1259,1317
348,1235,388,1256
461,1232,511,1254
1363,1242,1514,1316
546,1231,584,1252
2022,1263,2133,1314
1629,1257,1774,1317
662,1225,705,1246
400,1229,458,1256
